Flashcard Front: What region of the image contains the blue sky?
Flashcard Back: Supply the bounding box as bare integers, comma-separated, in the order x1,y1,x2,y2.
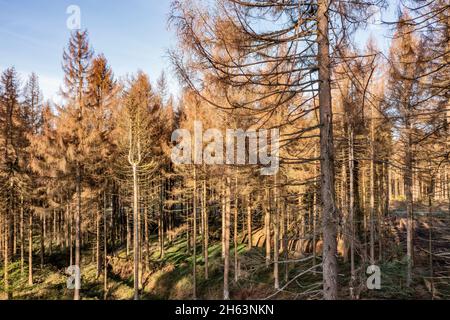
0,0,177,103
0,1,398,104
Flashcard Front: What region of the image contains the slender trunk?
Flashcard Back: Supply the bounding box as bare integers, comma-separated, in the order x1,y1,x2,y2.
405,119,414,287
341,146,348,263
28,209,33,286
428,175,434,299
159,177,165,258
233,174,239,282
40,212,44,269
96,205,101,278
138,180,143,291
126,207,131,257
284,202,289,283
186,198,190,255
132,164,139,300
51,209,56,255
74,164,82,300
144,199,149,269
13,201,17,257
193,166,197,299
265,186,271,267
203,178,209,280
348,126,356,299
318,0,338,299
20,195,24,275
313,146,318,266
103,192,108,299
4,208,10,299
69,204,73,267
221,182,226,260
246,195,252,250
369,104,376,265
273,175,280,290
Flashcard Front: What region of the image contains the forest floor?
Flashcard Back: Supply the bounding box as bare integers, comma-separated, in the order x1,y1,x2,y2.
0,202,449,300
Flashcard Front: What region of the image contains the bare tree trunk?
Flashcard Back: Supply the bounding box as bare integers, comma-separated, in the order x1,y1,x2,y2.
69,204,73,267
193,166,197,299
318,0,338,300
273,175,280,290
428,172,434,299
313,146,318,267
28,209,33,286
369,104,376,265
138,180,143,291
185,196,190,254
96,205,101,278
74,164,82,300
348,126,356,299
284,202,289,283
4,207,10,299
223,177,231,300
125,208,130,257
233,174,239,283
159,176,165,258
103,192,108,299
40,212,44,269
20,195,24,275
1,211,4,264
221,181,226,260
341,146,348,263
264,186,271,267
246,195,252,250
202,178,209,280
405,119,414,287
132,164,139,300
144,198,149,269
13,201,17,257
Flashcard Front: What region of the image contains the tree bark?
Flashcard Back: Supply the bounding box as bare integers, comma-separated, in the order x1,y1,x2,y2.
193,166,197,299
223,177,231,300
74,163,82,300
273,175,280,290
28,209,33,286
103,192,108,299
317,0,338,300
264,186,271,267
132,164,139,300
202,178,209,280
246,195,252,250
405,117,414,287
20,195,24,275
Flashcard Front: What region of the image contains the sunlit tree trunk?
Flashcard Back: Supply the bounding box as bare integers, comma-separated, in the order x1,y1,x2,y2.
202,178,208,280
223,177,231,300
405,117,414,287
28,208,33,286
348,126,356,299
40,211,44,269
318,0,338,299
369,103,376,265
103,192,108,299
132,164,139,300
192,165,197,299
20,195,24,275
74,164,81,300
4,205,10,299
96,204,101,278
273,175,280,290
264,186,271,268
233,174,239,283
246,195,252,250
